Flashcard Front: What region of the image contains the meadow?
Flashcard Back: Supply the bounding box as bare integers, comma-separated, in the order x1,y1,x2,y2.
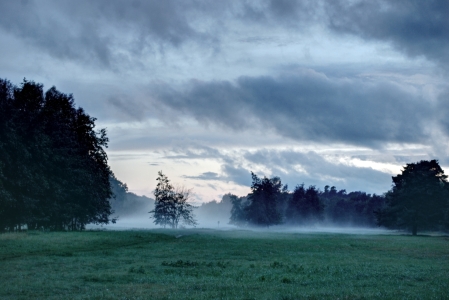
0,229,448,299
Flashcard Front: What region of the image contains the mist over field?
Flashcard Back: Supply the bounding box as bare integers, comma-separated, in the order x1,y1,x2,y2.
93,221,393,236
94,190,393,235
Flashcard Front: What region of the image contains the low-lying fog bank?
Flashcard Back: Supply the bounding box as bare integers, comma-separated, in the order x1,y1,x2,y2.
88,216,395,235
265,225,393,235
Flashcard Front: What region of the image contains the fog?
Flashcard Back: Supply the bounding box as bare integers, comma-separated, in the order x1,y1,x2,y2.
91,192,395,235
89,213,394,236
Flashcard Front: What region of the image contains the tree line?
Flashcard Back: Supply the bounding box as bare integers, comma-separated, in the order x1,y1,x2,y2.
2,79,448,236
109,174,154,218
228,172,384,228
148,161,449,236
0,79,114,231
228,160,449,235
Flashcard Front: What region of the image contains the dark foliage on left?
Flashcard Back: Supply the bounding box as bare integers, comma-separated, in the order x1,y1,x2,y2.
0,78,114,231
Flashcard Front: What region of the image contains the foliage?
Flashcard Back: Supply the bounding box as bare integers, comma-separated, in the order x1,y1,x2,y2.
171,186,197,228
229,173,385,228
229,194,249,226
149,171,197,228
109,175,154,218
376,160,449,235
0,78,114,231
151,171,175,228
286,184,323,224
0,230,448,299
320,186,384,226
244,172,287,227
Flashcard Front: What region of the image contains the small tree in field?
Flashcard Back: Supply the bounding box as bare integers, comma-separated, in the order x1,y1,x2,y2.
150,171,174,228
149,171,197,228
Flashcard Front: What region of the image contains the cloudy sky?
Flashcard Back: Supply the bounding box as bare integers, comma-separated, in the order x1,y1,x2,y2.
1,0,448,202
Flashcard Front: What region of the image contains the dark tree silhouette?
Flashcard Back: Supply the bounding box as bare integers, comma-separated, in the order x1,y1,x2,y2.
0,78,114,231
286,184,323,224
376,160,449,235
245,172,284,227
320,187,384,226
227,172,385,228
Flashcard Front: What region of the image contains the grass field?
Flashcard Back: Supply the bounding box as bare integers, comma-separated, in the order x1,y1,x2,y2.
0,229,448,299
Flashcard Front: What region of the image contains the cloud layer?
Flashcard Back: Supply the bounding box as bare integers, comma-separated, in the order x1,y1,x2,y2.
326,0,449,69
153,69,434,147
1,0,447,69
1,0,448,200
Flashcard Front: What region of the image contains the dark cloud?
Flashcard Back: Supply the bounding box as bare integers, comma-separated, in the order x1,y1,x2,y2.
2,0,446,70
0,1,112,66
163,145,223,160
325,0,449,69
108,96,146,121
0,0,217,67
220,163,253,187
437,88,449,135
152,70,433,147
184,172,221,181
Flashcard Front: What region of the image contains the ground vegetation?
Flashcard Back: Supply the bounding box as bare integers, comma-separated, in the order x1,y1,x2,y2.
0,230,447,299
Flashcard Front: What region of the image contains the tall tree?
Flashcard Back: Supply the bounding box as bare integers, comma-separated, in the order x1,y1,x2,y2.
376,160,449,235
0,78,114,231
245,172,284,227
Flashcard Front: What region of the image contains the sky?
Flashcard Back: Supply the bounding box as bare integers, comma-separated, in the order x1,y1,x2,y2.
1,0,449,203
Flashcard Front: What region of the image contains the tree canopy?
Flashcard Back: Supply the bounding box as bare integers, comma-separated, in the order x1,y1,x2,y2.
0,78,114,231
286,184,323,224
149,171,197,229
376,160,449,235
240,172,286,227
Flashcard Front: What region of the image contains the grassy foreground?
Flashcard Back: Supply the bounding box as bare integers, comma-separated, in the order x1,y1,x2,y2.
0,229,448,300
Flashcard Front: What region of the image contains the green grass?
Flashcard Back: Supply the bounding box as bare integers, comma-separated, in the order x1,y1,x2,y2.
0,229,448,299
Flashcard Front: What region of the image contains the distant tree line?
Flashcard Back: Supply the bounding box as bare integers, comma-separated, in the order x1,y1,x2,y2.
195,193,234,227
109,174,154,218
0,79,115,231
229,161,449,235
229,172,384,228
